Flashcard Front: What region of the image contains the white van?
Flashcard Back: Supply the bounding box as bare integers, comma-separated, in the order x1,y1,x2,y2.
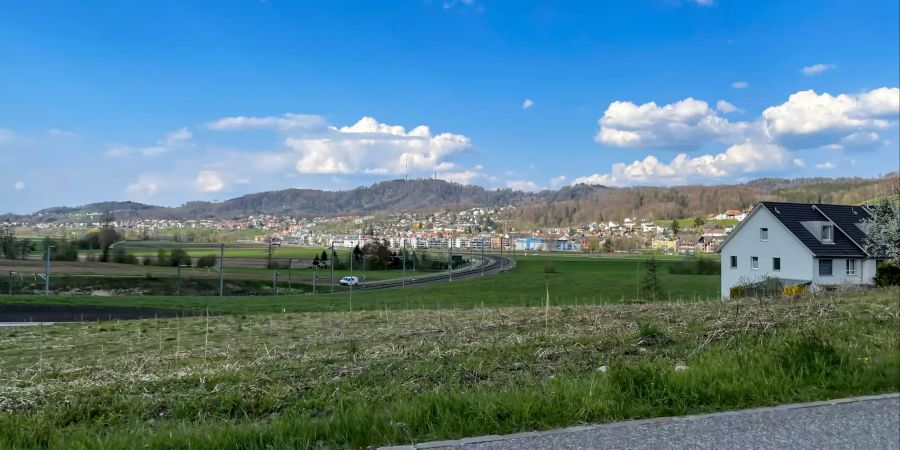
339,276,360,286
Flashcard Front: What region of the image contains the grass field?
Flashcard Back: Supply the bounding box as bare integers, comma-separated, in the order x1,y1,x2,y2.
0,288,896,449
0,258,719,313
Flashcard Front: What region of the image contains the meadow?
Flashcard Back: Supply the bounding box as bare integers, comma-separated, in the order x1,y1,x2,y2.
0,257,719,313
0,288,896,449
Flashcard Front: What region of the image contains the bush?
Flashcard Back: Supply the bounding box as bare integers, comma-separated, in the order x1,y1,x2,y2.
668,258,720,275
169,249,192,267
874,263,900,287
111,247,138,265
196,254,218,268
543,262,557,274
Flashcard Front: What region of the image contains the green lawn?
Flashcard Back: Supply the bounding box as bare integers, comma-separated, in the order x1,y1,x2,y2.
0,258,719,314
0,289,896,449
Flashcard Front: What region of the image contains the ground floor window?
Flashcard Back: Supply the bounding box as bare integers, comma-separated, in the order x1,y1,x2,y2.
751,256,759,270
819,259,833,277
773,257,781,271
846,259,857,275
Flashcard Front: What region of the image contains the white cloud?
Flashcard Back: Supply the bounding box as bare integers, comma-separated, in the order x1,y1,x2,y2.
438,169,483,185
285,116,471,175
595,97,745,150
815,161,836,169
574,143,791,187
125,174,162,197
195,170,226,192
522,99,534,109
47,128,78,138
207,113,327,131
801,63,837,76
549,175,568,188
13,181,25,191
105,145,168,157
792,158,806,168
762,87,899,137
715,100,741,114
731,81,749,89
161,127,192,147
506,179,541,192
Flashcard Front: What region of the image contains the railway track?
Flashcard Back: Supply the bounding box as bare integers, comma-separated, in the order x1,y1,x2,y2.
352,254,515,291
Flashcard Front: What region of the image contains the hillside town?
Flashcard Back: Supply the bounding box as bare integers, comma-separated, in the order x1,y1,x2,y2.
8,205,752,255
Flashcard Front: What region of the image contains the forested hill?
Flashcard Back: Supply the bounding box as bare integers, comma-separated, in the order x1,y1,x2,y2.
6,174,897,224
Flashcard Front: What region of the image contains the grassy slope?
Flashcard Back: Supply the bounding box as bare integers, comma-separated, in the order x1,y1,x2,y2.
0,258,719,314
0,289,897,449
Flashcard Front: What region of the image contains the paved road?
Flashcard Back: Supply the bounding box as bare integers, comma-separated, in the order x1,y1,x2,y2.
381,394,899,450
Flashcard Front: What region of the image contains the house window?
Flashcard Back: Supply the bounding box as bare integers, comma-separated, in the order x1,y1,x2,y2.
846,260,856,275
819,259,833,276
773,257,781,271
751,256,759,270
821,224,833,242
730,255,737,268
760,228,768,241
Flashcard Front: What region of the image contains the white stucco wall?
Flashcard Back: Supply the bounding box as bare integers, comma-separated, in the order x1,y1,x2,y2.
718,207,814,298
811,257,876,286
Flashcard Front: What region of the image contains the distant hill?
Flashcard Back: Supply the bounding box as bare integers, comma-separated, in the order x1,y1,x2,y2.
4,174,897,225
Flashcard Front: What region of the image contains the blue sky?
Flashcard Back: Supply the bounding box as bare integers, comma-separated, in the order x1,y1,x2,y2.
1,0,898,213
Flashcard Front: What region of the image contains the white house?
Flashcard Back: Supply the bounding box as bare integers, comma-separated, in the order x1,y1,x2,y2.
715,202,883,299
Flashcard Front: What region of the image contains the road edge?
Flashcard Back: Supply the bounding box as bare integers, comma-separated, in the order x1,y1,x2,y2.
378,392,900,450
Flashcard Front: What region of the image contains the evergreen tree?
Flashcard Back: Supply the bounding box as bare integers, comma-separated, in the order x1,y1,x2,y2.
670,219,680,236
639,258,665,301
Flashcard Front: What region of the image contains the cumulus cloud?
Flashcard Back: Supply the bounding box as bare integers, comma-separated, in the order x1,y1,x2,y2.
574,143,791,187
731,81,749,89
801,63,837,76
522,99,534,109
762,88,900,141
715,100,741,114
14,181,25,191
285,116,471,175
195,170,226,192
506,179,542,192
206,113,327,131
815,161,836,169
125,174,162,197
581,86,899,187
595,97,745,150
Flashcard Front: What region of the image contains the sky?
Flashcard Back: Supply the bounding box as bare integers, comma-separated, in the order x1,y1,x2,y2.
1,0,898,213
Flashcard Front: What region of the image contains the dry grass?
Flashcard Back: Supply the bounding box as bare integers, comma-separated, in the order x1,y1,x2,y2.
0,288,897,448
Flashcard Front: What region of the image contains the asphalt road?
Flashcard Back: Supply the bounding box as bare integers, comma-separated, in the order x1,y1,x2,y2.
382,394,900,450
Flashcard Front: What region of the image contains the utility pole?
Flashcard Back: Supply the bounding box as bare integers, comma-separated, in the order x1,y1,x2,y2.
402,240,406,287
218,244,224,297
448,237,453,282
8,271,13,295
287,258,292,292
44,245,53,296
481,235,485,276
176,264,190,296
272,270,278,295
330,242,335,294
313,270,317,294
